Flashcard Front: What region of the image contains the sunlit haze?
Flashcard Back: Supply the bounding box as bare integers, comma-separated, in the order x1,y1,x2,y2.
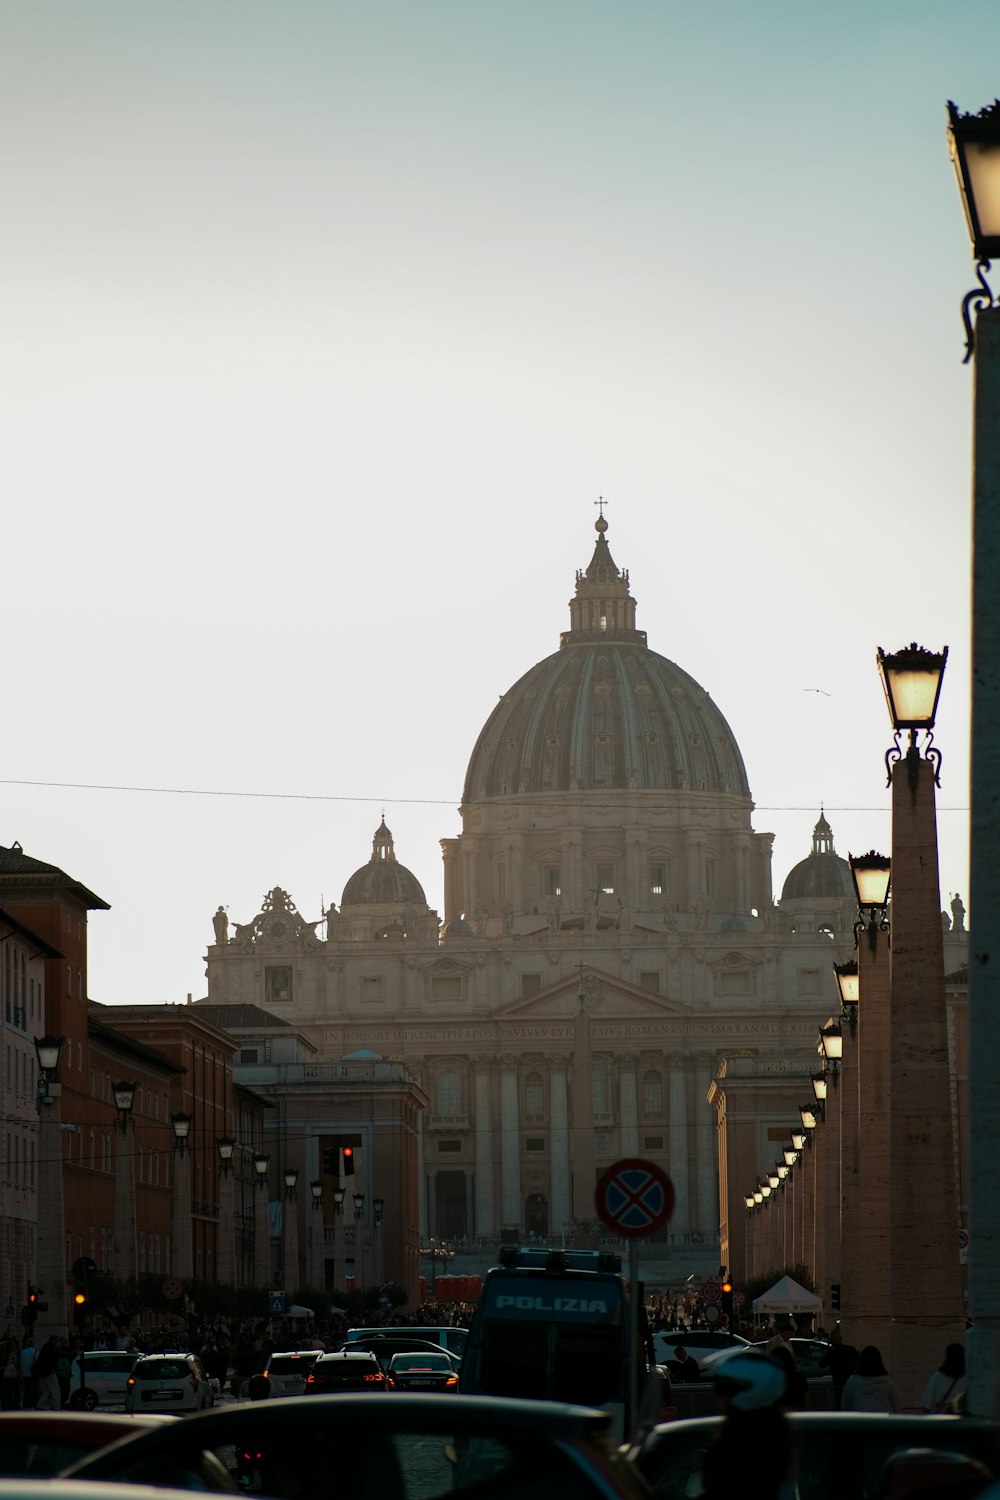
2,0,988,1003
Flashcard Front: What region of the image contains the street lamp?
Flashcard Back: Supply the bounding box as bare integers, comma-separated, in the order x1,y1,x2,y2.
877,643,948,788
111,1081,138,1279
783,1148,798,1168
33,1036,66,1339
284,1167,299,1198
810,1072,828,1104
282,1168,299,1293
849,853,891,953
310,1180,323,1207
217,1137,235,1173
799,1104,820,1133
113,1080,137,1130
791,1130,807,1152
171,1113,193,1152
33,1035,64,1107
834,960,860,1038
253,1151,270,1186
948,95,1000,1418
252,1151,270,1289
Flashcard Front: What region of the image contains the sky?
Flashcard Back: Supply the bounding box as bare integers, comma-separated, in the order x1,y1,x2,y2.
1,0,991,1004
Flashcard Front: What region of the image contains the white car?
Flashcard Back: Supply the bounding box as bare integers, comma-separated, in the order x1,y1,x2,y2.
125,1354,214,1413
262,1350,321,1397
68,1351,141,1409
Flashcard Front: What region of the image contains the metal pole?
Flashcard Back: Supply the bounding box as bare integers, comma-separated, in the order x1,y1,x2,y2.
628,1240,639,1438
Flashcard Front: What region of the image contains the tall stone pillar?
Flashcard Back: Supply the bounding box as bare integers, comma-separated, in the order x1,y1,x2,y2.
253,1178,270,1289
618,1054,638,1156
838,1017,861,1325
308,1192,325,1290
283,1185,300,1293
113,1114,138,1282
549,1059,571,1238
35,1101,68,1341
216,1163,237,1285
694,1055,716,1236
668,1059,689,1234
417,1111,427,1239
851,923,891,1351
171,1142,193,1280
823,1075,843,1315
499,1058,522,1230
887,753,965,1403
333,1197,346,1290
474,1060,495,1234
572,996,596,1231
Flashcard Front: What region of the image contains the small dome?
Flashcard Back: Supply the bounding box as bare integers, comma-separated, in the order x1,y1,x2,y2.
781,813,853,902
441,915,473,939
341,819,427,907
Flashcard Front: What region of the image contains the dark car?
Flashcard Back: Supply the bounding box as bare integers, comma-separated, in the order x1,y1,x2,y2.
65,1392,648,1500
348,1334,462,1371
304,1350,389,1392
627,1410,1000,1500
0,1413,176,1477
387,1351,460,1393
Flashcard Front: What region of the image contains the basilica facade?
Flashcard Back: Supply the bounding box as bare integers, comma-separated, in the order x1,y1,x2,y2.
202,518,869,1277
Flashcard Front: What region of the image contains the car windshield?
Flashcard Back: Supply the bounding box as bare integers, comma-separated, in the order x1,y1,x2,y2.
134,1361,191,1379
269,1355,314,1373
391,1355,452,1372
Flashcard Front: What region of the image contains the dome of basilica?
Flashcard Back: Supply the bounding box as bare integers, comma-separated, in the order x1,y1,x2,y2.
341,818,428,907
462,518,750,804
780,812,853,901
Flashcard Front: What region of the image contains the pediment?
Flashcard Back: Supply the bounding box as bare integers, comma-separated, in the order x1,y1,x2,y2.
496,969,686,1020
416,955,476,975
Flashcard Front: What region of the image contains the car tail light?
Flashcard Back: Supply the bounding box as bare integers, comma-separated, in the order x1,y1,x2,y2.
305,1373,316,1386
445,1376,459,1389
362,1373,383,1383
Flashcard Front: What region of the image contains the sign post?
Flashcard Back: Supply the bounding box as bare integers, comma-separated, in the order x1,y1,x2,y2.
595,1158,675,1437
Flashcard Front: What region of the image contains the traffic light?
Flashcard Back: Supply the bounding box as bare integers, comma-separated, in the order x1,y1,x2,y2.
73,1291,88,1327
323,1147,338,1176
342,1146,355,1177
830,1283,841,1312
720,1280,734,1323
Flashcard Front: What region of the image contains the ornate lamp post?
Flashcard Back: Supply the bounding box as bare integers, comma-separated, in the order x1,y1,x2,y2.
252,1151,270,1288
283,1167,299,1295
946,100,1000,1416
216,1137,237,1285
112,1081,138,1281
877,643,964,1400
309,1180,325,1290
170,1112,194,1280
33,1036,66,1339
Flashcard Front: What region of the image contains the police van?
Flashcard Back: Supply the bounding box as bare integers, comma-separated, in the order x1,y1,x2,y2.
457,1246,654,1438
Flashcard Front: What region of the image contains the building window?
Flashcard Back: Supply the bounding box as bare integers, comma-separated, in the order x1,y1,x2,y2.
642,1071,663,1117
543,866,561,897
526,1137,545,1152
437,1139,462,1153
431,976,462,1001
649,863,666,895
524,1072,544,1120
360,976,385,1004
239,1048,259,1064
798,968,822,995
643,1135,664,1150
720,970,751,996
520,974,542,997
595,1130,611,1154
596,863,615,894
436,1071,462,1117
265,966,293,1003
639,971,661,993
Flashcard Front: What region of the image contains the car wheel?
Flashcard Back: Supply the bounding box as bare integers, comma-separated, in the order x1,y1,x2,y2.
69,1389,99,1411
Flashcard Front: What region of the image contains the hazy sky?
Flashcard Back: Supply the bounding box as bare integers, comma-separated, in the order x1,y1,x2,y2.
2,0,990,1004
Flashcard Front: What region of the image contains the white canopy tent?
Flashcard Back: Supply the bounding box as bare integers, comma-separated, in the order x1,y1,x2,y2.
752,1275,823,1316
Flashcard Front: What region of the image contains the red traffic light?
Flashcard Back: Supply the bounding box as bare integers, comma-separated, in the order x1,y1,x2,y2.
343,1146,355,1176
721,1281,733,1294
73,1292,87,1307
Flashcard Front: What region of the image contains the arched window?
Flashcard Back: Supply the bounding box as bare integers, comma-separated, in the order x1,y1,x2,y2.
524,1072,544,1120
437,1071,461,1117
642,1070,663,1118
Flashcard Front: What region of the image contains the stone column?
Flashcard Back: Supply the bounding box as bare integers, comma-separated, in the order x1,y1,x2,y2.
308,1193,325,1290
113,1115,138,1282
417,1110,427,1239
549,1059,571,1238
474,1060,495,1234
694,1055,716,1236
353,1200,367,1287
171,1143,194,1280
333,1198,346,1290
35,1100,68,1341
283,1187,300,1293
887,753,965,1403
253,1177,270,1289
823,1074,843,1316
618,1054,639,1156
499,1058,521,1231
216,1164,237,1285
572,998,596,1231
851,923,891,1351
668,1059,689,1234
811,1114,829,1302
839,1018,861,1326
